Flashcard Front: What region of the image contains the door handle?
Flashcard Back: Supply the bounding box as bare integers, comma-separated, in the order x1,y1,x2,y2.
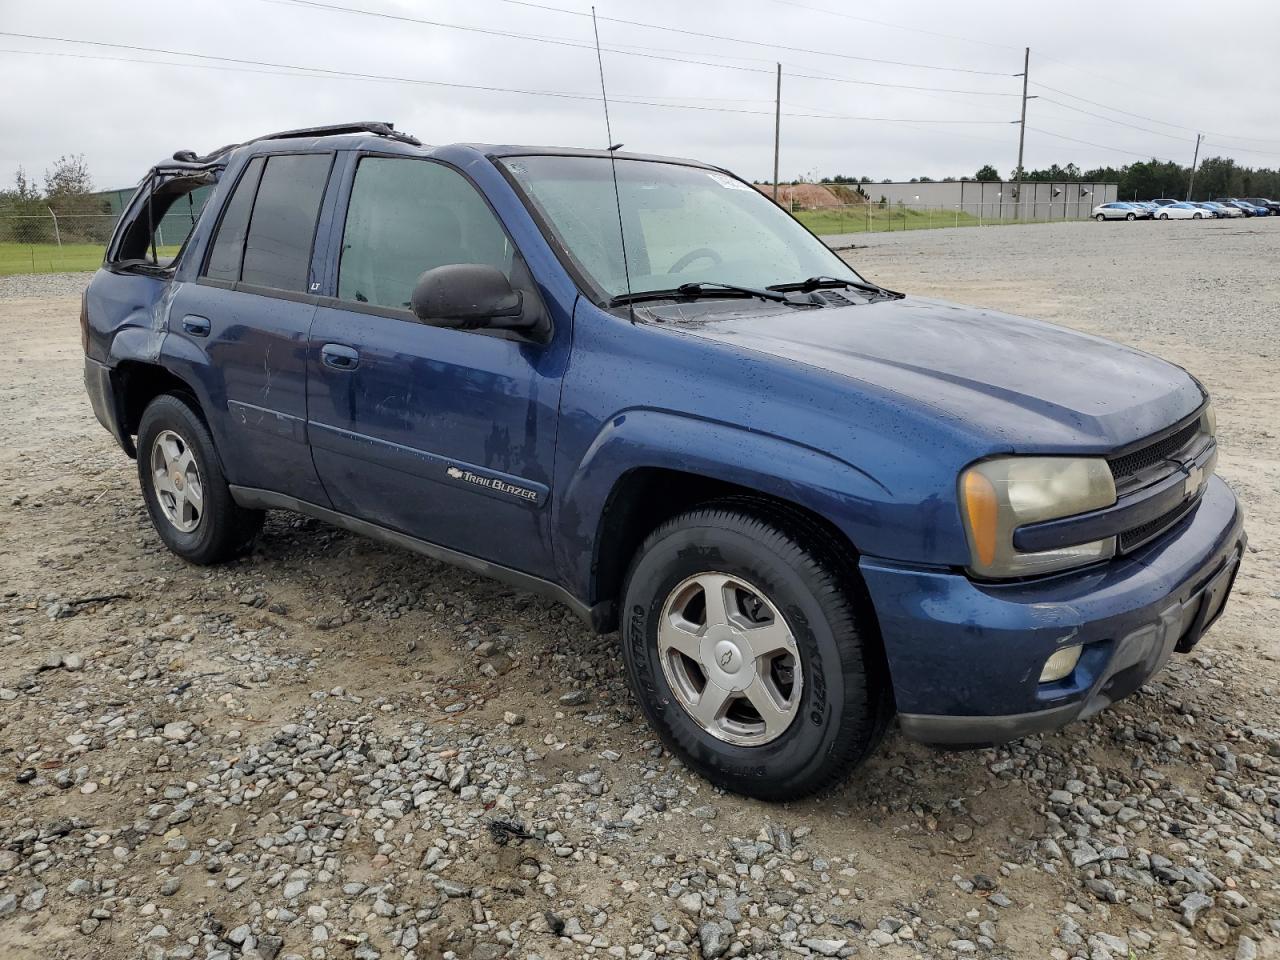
321,343,360,370
181,315,210,337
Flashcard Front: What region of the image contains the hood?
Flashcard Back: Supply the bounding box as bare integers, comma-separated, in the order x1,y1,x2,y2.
660,296,1204,451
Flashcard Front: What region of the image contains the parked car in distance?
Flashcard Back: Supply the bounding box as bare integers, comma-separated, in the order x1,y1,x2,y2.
1217,199,1264,216
1212,202,1245,218
82,122,1246,800
1125,202,1156,219
1093,202,1141,221
1155,202,1208,220
1194,202,1236,218
1234,200,1270,216
1148,198,1178,207
1242,197,1279,215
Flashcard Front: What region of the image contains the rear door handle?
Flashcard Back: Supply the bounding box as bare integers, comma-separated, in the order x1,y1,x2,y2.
181,315,210,337
321,343,360,370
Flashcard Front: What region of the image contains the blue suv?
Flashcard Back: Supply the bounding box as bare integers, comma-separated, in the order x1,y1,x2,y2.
82,123,1245,799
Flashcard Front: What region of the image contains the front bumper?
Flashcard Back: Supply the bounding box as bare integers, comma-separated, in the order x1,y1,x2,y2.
861,475,1244,747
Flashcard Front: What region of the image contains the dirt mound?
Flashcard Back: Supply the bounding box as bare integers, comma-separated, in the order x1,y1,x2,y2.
754,182,865,208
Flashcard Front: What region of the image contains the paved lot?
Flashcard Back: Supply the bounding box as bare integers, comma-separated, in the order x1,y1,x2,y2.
0,218,1277,960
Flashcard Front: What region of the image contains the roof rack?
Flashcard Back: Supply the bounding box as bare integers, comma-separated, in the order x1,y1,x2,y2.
170,121,420,167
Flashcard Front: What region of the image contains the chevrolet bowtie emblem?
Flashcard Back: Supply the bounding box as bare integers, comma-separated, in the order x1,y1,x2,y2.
1184,462,1204,497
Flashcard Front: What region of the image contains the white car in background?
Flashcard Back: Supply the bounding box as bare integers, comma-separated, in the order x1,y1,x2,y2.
1092,202,1141,221
1154,202,1207,220
1207,202,1245,218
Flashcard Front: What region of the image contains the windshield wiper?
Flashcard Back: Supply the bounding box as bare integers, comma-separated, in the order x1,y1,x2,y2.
610,281,807,307
768,276,903,299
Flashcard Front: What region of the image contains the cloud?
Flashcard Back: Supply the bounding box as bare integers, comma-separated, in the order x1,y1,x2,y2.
3,0,1278,190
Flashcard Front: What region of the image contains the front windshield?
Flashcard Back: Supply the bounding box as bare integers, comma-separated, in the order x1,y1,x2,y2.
500,155,863,300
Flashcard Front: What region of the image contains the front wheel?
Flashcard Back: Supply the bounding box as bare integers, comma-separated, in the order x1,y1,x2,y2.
1159,213,1169,220
137,393,263,564
621,503,889,800
1193,212,1203,219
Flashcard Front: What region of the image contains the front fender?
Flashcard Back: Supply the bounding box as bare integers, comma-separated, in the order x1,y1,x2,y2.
554,407,898,603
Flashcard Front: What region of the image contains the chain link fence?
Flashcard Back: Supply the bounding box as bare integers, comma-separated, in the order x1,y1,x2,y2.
0,202,207,276
790,199,1106,238
1,192,1104,277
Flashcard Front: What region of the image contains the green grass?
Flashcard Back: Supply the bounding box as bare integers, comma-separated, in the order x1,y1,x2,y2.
1,208,1067,275
794,206,984,236
0,242,182,277
793,205,1091,236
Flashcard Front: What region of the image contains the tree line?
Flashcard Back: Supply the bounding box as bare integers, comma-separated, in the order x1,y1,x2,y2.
0,156,115,244
821,156,1280,201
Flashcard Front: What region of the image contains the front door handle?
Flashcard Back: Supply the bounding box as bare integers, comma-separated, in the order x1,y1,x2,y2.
181,315,210,337
321,343,360,370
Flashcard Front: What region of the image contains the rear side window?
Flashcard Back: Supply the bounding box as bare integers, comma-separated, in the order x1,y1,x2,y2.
110,176,216,270
203,153,332,291
205,157,264,281
337,157,513,310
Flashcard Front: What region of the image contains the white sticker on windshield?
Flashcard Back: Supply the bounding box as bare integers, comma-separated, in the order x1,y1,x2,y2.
707,172,752,191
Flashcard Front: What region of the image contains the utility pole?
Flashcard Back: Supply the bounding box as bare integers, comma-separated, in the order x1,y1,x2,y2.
772,62,782,204
1014,47,1031,220
1186,133,1203,200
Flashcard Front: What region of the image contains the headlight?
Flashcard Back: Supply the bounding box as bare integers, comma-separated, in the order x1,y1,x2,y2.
960,457,1117,578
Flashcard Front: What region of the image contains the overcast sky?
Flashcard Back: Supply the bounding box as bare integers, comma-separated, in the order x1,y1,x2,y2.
3,0,1280,191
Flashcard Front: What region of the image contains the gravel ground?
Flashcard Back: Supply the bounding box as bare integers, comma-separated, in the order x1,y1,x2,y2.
0,272,93,301
0,219,1277,960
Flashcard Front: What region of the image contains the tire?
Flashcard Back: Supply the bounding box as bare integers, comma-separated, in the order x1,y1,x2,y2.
620,502,889,800
1095,213,1106,222
1159,213,1169,220
1126,212,1136,221
1193,212,1202,219
136,393,263,564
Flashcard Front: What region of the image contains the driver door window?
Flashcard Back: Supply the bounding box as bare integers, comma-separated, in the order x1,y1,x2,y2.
306,156,559,576
337,157,514,310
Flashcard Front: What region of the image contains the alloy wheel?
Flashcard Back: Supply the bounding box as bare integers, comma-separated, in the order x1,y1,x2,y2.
657,572,802,746
151,429,204,533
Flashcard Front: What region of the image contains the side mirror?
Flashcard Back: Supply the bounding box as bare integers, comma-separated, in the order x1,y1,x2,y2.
411,263,527,330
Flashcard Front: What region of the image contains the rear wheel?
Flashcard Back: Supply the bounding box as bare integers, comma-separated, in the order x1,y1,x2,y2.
1126,212,1136,221
621,503,889,800
137,393,263,564
1095,213,1106,222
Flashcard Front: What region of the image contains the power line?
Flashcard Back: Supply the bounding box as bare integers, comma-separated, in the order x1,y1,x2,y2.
260,0,768,73
1035,97,1197,145
765,0,1021,52
1026,127,1179,164
260,0,1020,97
0,48,771,104
1200,140,1280,161
762,0,1280,157
1016,50,1280,151
0,47,758,102
269,0,1015,77
0,39,1011,126
5,2,1023,101
1030,80,1280,148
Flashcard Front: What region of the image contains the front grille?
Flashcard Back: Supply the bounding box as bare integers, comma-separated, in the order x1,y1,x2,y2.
1119,498,1197,553
1108,419,1201,485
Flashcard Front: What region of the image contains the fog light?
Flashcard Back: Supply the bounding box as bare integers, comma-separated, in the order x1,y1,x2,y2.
1039,645,1083,683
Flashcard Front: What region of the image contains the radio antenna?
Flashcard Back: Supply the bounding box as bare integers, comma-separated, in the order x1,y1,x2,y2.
591,6,635,322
